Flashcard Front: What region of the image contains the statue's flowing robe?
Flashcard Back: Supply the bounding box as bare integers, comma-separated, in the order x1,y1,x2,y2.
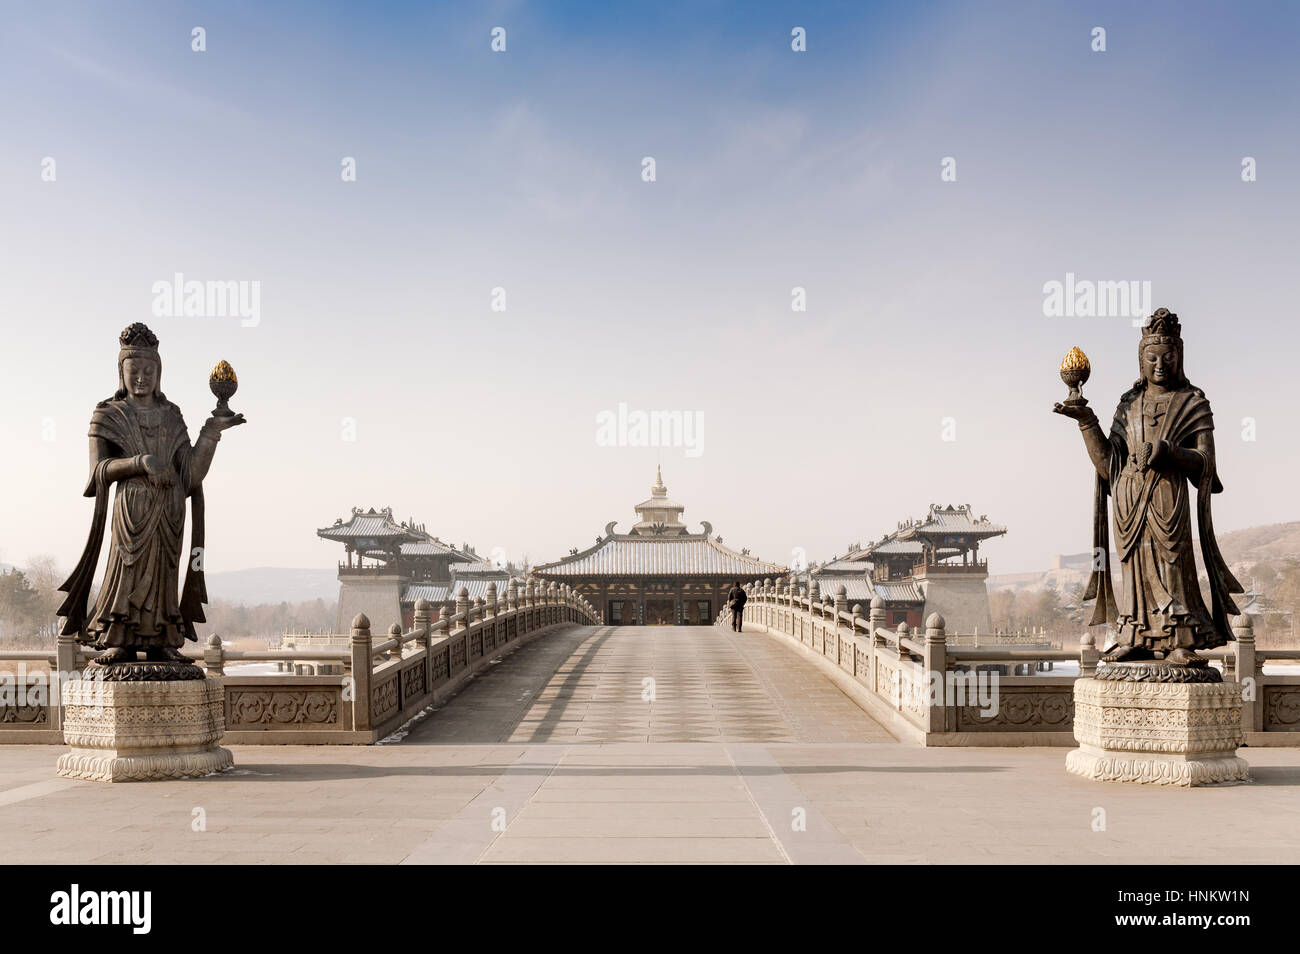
57,399,207,647
1085,383,1241,650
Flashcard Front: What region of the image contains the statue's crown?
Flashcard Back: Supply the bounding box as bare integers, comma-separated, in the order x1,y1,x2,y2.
1140,307,1181,340
119,322,159,351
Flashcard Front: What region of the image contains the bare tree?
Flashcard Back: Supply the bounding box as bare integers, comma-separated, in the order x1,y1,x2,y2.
24,554,64,639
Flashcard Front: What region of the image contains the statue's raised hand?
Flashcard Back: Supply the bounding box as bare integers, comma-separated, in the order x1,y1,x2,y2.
1052,402,1095,422
204,413,247,432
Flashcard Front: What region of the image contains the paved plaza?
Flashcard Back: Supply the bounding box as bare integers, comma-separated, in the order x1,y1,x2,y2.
1,625,1297,864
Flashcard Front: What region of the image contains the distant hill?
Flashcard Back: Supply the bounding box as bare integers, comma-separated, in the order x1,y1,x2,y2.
990,520,1300,595
989,565,1092,595
1216,522,1300,568
205,567,338,606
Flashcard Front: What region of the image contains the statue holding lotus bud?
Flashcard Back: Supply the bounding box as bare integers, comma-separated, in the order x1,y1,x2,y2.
57,323,246,671
1053,308,1243,668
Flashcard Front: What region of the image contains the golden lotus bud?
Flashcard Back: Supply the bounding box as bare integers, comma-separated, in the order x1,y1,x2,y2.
209,360,238,416
1059,346,1090,401
210,360,237,386
1060,346,1089,376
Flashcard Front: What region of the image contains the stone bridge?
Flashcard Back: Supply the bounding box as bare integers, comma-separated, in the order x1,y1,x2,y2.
1,584,1299,863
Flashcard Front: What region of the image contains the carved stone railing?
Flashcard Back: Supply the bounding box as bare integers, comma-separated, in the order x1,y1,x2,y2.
1220,624,1300,746
0,578,602,746
0,642,81,744
720,578,1294,747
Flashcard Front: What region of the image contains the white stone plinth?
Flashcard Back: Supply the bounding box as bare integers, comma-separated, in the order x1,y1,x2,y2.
57,677,233,782
1066,674,1249,786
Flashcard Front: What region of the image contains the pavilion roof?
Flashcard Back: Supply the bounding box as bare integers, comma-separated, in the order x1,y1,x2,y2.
850,505,1005,562
818,578,875,603
402,582,452,604
534,534,785,578
318,508,419,544
811,574,925,605
818,559,869,574
898,504,1007,542
870,580,925,603
451,561,510,577
402,578,504,604
359,531,480,563
862,538,925,556
389,541,469,558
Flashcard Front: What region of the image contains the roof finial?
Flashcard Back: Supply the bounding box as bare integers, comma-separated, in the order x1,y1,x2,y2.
652,464,666,496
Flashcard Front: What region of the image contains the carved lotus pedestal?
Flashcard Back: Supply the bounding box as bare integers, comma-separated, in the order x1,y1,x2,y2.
57,664,233,782
1066,663,1249,787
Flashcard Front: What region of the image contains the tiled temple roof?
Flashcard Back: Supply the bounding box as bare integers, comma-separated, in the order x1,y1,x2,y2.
811,576,923,605
535,535,785,578
392,540,468,558
321,509,479,563
402,583,452,603
862,538,925,556
898,504,1006,541
536,468,784,579
820,578,875,603
451,561,509,576
870,580,925,603
818,558,869,574
317,508,416,543
402,578,505,604
850,505,1004,562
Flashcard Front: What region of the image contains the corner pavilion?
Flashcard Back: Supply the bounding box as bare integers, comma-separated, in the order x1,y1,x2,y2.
317,507,507,633
814,504,1007,633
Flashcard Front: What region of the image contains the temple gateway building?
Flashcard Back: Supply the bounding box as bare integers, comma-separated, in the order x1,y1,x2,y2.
532,469,785,625
814,504,1006,634
317,507,508,633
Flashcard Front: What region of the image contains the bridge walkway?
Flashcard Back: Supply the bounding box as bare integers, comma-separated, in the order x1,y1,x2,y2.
402,623,895,746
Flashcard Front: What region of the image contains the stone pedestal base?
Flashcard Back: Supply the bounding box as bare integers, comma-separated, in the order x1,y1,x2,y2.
57,677,232,782
1066,672,1249,787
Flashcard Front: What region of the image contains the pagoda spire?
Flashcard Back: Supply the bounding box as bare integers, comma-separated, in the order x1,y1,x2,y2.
632,466,686,534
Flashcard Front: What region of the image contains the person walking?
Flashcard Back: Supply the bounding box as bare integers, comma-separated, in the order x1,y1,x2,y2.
726,581,748,632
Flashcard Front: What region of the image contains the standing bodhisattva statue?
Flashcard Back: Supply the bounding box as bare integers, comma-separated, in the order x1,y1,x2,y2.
57,323,246,667
1053,308,1243,667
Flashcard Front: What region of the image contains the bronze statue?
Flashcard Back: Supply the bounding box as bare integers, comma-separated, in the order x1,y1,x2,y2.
57,323,246,667
1053,308,1242,667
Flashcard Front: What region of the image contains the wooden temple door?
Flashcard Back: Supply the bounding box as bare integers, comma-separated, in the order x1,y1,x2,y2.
644,599,676,625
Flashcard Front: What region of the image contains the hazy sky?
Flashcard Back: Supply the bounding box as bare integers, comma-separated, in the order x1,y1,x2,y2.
1,0,1298,579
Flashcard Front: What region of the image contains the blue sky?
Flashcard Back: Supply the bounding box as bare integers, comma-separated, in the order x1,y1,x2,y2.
1,0,1298,576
